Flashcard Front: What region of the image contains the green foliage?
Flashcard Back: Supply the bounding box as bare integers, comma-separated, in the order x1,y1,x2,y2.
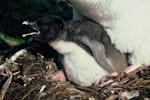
0,32,25,46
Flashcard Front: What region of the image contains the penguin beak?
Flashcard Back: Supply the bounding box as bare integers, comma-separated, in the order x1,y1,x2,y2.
22,21,40,38
29,32,44,42
22,21,38,31
22,20,44,41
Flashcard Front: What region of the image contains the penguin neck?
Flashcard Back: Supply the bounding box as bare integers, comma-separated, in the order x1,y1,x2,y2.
59,21,71,40
50,21,93,56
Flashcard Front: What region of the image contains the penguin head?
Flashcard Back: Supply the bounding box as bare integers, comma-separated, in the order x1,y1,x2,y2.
23,16,64,42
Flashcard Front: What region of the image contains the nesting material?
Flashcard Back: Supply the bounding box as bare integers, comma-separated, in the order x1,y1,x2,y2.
0,42,149,100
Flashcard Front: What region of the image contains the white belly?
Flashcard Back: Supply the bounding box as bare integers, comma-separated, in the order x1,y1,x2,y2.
50,39,108,86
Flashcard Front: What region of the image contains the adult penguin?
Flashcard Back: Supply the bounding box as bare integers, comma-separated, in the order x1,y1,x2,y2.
68,0,150,71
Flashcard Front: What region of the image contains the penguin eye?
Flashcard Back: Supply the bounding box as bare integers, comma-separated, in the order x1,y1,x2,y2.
39,25,49,33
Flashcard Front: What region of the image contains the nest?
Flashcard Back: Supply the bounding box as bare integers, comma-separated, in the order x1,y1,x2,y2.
0,42,150,100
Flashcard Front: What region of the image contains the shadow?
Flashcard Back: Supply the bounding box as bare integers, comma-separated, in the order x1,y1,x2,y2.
0,0,72,39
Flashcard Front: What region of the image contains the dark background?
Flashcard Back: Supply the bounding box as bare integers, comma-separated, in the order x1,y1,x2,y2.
0,0,72,49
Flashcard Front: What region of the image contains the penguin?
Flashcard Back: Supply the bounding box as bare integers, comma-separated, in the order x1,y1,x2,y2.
67,0,150,71
22,16,127,86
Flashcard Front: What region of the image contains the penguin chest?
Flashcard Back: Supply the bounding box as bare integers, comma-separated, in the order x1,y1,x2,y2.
62,46,108,86
51,40,108,86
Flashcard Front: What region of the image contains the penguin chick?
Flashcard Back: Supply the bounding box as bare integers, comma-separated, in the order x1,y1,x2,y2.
22,16,127,86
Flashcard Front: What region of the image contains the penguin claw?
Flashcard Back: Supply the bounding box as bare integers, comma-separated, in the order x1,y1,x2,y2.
95,72,118,86
95,65,144,87
123,64,143,73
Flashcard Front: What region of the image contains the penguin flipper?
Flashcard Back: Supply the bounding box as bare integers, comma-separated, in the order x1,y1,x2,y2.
75,36,115,73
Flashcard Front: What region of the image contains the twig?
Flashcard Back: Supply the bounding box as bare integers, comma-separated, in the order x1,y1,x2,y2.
21,87,38,100
0,74,12,100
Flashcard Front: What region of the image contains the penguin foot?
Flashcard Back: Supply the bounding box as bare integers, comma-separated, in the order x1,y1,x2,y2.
123,64,143,73
95,65,143,87
50,69,66,82
95,72,118,86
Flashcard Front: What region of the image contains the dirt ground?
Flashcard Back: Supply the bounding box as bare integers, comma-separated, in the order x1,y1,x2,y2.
0,42,150,100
